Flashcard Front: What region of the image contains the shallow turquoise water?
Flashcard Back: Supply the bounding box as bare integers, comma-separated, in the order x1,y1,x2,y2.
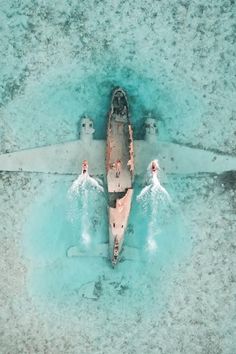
4,60,203,150
24,172,190,315
17,59,194,312
1,0,236,352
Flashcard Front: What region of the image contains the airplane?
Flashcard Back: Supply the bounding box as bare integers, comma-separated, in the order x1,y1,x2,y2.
1,87,236,266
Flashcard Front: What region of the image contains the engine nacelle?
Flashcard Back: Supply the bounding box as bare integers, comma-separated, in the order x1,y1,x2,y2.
80,117,95,142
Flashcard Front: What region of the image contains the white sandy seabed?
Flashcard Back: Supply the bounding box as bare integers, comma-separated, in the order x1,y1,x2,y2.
1,0,236,353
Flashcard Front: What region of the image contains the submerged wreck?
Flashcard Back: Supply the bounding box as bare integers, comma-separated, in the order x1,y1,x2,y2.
1,88,236,266
106,88,134,265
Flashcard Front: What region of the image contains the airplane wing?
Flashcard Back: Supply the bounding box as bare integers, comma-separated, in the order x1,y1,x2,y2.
0,139,235,175
136,141,236,175
0,140,106,175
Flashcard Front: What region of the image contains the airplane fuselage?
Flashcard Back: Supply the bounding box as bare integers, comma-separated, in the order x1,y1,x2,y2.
106,88,134,266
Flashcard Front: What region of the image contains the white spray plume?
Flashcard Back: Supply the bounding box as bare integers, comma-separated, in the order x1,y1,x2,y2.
67,171,104,246
137,160,171,252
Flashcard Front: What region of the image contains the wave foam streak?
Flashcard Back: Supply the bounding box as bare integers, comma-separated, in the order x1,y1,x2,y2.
137,161,172,253
67,173,104,246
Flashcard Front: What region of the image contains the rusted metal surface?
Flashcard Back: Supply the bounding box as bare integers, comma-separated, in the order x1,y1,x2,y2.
127,124,134,176
106,88,134,266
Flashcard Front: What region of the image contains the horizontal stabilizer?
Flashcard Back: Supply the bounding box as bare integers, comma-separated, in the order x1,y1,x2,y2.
121,245,141,261
67,243,108,258
67,244,141,262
